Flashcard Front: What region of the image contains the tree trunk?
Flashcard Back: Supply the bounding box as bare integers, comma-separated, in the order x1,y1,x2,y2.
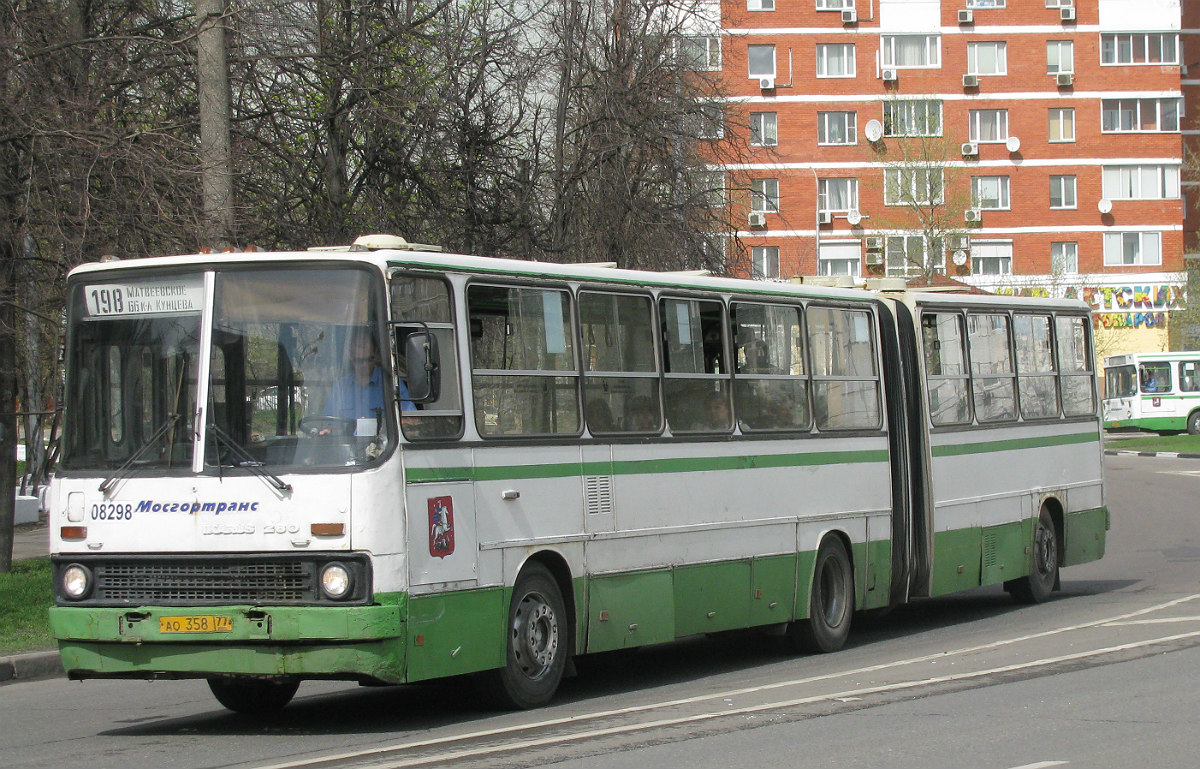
197,0,235,250
0,241,17,573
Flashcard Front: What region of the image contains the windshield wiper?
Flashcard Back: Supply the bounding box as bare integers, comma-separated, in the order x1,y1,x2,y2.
99,413,182,494
206,421,292,493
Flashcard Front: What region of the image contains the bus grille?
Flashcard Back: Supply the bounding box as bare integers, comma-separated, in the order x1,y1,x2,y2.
52,554,371,606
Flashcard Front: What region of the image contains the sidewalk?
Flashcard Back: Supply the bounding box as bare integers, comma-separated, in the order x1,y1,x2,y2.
1,521,62,686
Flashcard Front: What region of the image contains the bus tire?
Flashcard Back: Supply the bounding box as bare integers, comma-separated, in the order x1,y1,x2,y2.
1007,509,1058,604
487,562,568,709
790,535,854,653
1188,411,1200,435
207,676,299,714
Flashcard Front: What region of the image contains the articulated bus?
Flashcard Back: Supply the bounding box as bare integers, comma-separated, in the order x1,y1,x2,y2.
1103,351,1200,435
48,240,1108,712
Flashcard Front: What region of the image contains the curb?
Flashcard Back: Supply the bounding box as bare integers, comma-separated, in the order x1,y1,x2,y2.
0,651,63,686
1104,449,1200,459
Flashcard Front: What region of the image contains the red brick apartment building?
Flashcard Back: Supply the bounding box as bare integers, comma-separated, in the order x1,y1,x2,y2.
710,0,1194,353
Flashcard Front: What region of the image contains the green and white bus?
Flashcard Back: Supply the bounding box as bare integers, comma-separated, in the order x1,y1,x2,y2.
48,239,1108,712
1103,352,1200,435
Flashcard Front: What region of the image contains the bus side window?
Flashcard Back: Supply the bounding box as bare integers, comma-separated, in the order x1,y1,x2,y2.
661,297,731,433
921,312,970,427
579,291,661,434
390,275,463,441
808,306,881,431
967,313,1017,423
731,302,810,432
468,284,580,437
1014,314,1059,420
1181,362,1200,393
1055,315,1095,417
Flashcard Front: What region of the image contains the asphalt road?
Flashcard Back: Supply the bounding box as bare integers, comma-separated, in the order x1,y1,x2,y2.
3,453,1197,769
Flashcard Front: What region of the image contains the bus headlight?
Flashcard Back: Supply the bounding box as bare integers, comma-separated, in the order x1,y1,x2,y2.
320,562,353,600
61,564,93,600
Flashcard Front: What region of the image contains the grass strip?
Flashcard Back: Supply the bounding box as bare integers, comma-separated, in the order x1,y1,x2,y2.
0,557,55,655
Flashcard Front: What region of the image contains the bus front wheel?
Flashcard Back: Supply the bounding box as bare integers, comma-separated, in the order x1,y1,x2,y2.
789,535,854,653
1188,411,1200,435
1006,509,1059,604
486,562,568,709
207,676,299,714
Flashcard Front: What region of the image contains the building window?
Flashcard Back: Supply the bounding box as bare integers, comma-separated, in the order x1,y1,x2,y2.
886,235,944,278
885,168,944,206
696,170,725,208
750,112,778,146
969,109,1008,142
971,241,1013,275
816,0,854,7
679,37,721,71
967,0,1005,6
748,0,775,10
1050,175,1077,209
1047,41,1074,73
1101,98,1181,133
690,102,724,140
1103,232,1162,266
1101,33,1179,65
883,100,942,137
881,35,941,69
818,111,857,145
1044,0,1071,6
967,42,1007,75
818,242,862,277
818,178,859,212
753,246,780,279
1049,108,1075,142
1051,242,1078,274
751,178,780,213
1102,165,1181,200
817,44,856,78
971,176,1010,210
748,44,776,78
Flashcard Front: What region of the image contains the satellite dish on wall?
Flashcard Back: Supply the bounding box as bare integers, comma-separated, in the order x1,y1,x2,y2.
1005,136,1021,152
1098,198,1113,214
864,120,884,142
847,209,863,226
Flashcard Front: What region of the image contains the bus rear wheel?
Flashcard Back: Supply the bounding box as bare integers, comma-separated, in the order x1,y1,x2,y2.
1007,509,1059,604
486,562,568,709
789,535,854,653
207,676,299,714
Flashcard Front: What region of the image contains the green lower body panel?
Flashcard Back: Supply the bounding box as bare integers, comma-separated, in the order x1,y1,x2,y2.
1105,416,1186,432
587,569,675,652
1064,506,1109,566
50,600,407,682
930,527,983,596
982,519,1033,586
405,588,506,682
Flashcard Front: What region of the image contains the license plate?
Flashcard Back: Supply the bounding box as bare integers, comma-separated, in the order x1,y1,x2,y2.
159,615,234,633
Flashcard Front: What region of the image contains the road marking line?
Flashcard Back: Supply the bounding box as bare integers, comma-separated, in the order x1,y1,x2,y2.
251,624,1200,769
1005,762,1067,769
1104,616,1200,626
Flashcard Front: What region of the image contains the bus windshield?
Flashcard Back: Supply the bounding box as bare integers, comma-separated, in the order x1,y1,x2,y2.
1105,364,1136,399
63,266,392,471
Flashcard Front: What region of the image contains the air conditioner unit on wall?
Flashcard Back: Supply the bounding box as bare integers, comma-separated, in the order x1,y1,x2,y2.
964,209,982,223
864,236,884,250
949,235,970,250
1056,72,1074,86
818,211,833,225
1060,7,1075,21
961,142,979,156
958,9,973,24
881,69,898,82
865,250,884,266
748,212,767,227
758,76,775,91
962,74,979,88
842,9,857,24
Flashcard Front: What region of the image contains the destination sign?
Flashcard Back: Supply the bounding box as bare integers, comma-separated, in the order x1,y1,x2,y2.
84,277,204,318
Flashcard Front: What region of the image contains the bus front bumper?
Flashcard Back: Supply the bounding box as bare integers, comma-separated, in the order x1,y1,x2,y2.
48,603,406,683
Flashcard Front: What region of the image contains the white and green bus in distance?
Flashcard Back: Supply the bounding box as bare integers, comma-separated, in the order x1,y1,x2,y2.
48,239,1108,713
1103,351,1200,435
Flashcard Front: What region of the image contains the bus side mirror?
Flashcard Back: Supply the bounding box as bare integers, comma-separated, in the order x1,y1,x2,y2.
401,329,440,403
